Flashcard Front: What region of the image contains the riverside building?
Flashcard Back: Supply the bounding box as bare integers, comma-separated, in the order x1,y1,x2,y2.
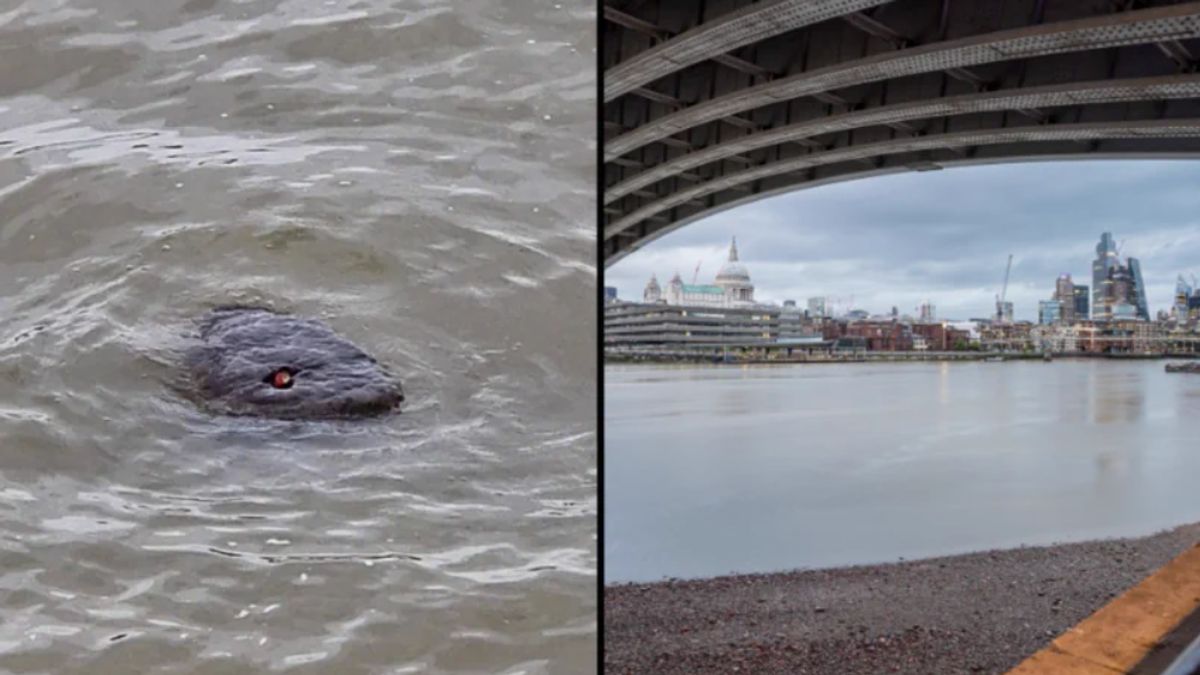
779,301,820,343
604,302,780,350
1054,275,1074,322
617,237,788,354
1038,300,1062,325
1074,284,1090,319
807,297,827,318
641,237,756,309
1175,276,1195,322
1042,275,1089,324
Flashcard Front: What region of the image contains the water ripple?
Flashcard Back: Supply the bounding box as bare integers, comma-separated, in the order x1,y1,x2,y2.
0,0,595,672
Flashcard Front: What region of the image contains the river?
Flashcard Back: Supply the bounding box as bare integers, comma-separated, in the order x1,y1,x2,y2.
0,1,596,673
605,360,1200,583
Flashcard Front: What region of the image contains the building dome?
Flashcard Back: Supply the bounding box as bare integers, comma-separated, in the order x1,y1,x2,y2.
716,262,750,282
714,237,751,284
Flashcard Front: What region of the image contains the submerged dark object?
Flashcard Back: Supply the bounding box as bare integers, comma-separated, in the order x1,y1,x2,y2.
1166,361,1200,374
187,306,404,419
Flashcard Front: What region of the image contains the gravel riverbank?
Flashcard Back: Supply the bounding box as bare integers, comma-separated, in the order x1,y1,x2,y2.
605,523,1200,674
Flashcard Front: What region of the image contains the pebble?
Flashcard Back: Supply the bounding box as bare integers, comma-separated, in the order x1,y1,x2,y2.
605,523,1200,674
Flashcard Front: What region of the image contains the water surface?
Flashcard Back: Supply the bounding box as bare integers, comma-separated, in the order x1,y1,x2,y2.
606,360,1200,583
0,1,596,672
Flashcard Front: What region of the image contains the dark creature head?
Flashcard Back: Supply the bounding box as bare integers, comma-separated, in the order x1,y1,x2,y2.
187,307,404,419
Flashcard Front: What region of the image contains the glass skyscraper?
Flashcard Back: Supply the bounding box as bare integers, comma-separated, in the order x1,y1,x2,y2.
1073,284,1089,320
1175,276,1194,319
1091,232,1149,321
1092,232,1118,321
1127,257,1149,321
1053,275,1075,322
1046,275,1089,324
1038,300,1062,325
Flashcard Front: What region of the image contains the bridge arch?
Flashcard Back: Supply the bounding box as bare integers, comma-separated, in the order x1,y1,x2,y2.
603,0,1200,266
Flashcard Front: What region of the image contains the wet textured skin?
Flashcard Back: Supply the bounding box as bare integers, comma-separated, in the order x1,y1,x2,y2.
187,306,404,419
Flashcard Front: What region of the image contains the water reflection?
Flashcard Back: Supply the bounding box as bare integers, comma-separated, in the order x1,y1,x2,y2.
1092,365,1146,424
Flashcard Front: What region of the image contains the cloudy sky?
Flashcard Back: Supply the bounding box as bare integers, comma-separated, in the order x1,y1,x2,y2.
606,160,1200,322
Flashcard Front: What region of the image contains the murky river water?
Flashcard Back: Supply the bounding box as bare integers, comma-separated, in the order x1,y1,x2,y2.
606,360,1200,583
0,1,596,672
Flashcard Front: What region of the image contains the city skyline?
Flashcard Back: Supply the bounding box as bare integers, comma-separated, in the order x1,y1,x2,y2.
606,160,1200,322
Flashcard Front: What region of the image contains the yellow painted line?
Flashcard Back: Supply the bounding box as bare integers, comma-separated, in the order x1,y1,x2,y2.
1008,542,1200,674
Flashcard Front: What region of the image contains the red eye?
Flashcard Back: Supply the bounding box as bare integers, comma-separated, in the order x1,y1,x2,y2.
271,370,293,389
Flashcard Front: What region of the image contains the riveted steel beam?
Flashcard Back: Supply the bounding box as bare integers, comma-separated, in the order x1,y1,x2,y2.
605,118,1200,239
606,3,1200,160
606,73,1200,203
605,0,894,101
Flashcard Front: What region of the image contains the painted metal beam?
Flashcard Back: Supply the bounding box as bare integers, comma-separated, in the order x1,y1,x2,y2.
605,118,1200,239
605,2,1200,160
605,0,893,102
606,73,1200,203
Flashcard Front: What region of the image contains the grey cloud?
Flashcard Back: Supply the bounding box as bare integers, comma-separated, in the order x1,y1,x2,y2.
607,160,1200,321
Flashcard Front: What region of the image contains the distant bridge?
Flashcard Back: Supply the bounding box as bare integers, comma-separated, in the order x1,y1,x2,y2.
603,0,1200,266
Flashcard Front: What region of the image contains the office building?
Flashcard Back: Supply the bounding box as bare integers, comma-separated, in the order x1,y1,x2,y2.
1174,275,1194,320
1128,258,1149,320
996,301,1013,324
605,302,779,348
1051,274,1078,323
1092,232,1118,320
779,300,818,342
1039,299,1062,325
1091,232,1149,321
807,297,827,318
1073,284,1089,319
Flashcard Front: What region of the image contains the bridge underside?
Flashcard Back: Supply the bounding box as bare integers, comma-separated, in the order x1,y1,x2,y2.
602,0,1200,267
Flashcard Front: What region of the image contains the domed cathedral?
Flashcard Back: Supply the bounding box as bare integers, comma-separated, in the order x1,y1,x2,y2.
714,237,754,303
642,237,757,308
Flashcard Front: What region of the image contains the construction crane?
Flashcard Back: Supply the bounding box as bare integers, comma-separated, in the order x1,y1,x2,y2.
996,254,1013,323
692,261,702,284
